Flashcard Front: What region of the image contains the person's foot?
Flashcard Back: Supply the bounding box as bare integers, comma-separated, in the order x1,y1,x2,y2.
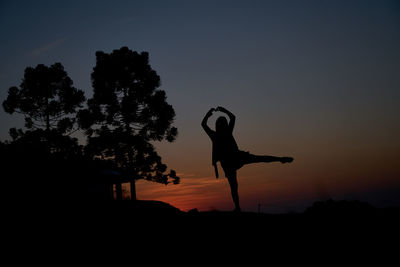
280,157,293,163
233,207,241,213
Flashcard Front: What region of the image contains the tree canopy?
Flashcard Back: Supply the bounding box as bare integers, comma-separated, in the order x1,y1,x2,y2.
3,63,85,134
78,47,179,195
2,48,179,201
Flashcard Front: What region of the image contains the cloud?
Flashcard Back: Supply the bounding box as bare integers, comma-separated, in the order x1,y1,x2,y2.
31,37,68,56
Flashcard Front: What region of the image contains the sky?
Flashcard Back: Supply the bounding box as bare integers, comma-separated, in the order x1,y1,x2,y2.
1,0,399,212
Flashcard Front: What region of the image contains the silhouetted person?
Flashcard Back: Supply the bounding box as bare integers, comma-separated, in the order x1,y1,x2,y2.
202,107,293,212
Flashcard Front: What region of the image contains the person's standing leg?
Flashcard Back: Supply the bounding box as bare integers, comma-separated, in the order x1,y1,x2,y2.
227,171,241,212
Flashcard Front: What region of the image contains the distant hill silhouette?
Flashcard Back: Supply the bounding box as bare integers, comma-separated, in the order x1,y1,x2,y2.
304,199,376,216
82,198,399,220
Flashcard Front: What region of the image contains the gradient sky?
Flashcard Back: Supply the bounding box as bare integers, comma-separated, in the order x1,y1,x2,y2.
1,0,399,212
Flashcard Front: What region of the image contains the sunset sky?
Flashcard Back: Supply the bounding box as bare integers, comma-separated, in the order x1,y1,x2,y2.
1,0,399,212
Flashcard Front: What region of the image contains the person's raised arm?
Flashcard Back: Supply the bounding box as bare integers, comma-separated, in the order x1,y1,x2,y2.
202,108,215,138
216,106,235,132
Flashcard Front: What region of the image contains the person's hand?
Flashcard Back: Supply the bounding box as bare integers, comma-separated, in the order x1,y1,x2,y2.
216,106,227,113
206,108,215,116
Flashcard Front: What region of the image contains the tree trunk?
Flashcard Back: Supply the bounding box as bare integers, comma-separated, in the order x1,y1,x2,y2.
115,183,123,200
123,119,137,201
46,113,50,131
46,97,50,131
130,180,136,200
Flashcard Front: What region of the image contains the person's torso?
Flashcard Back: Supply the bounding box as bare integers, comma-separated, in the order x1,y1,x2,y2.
212,133,239,162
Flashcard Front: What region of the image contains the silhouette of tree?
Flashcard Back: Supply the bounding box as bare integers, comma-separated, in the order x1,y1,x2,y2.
1,63,87,201
2,63,85,135
78,47,179,199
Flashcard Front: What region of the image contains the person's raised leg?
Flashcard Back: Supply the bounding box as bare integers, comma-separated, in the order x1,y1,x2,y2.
280,157,293,163
227,171,241,212
243,153,293,165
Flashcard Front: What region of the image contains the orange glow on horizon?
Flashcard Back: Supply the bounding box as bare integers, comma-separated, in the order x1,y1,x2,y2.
135,147,400,213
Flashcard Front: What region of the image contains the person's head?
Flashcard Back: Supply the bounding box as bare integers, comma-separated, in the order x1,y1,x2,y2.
216,116,229,133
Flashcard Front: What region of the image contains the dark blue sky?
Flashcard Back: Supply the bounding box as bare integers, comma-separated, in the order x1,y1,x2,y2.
1,0,399,211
